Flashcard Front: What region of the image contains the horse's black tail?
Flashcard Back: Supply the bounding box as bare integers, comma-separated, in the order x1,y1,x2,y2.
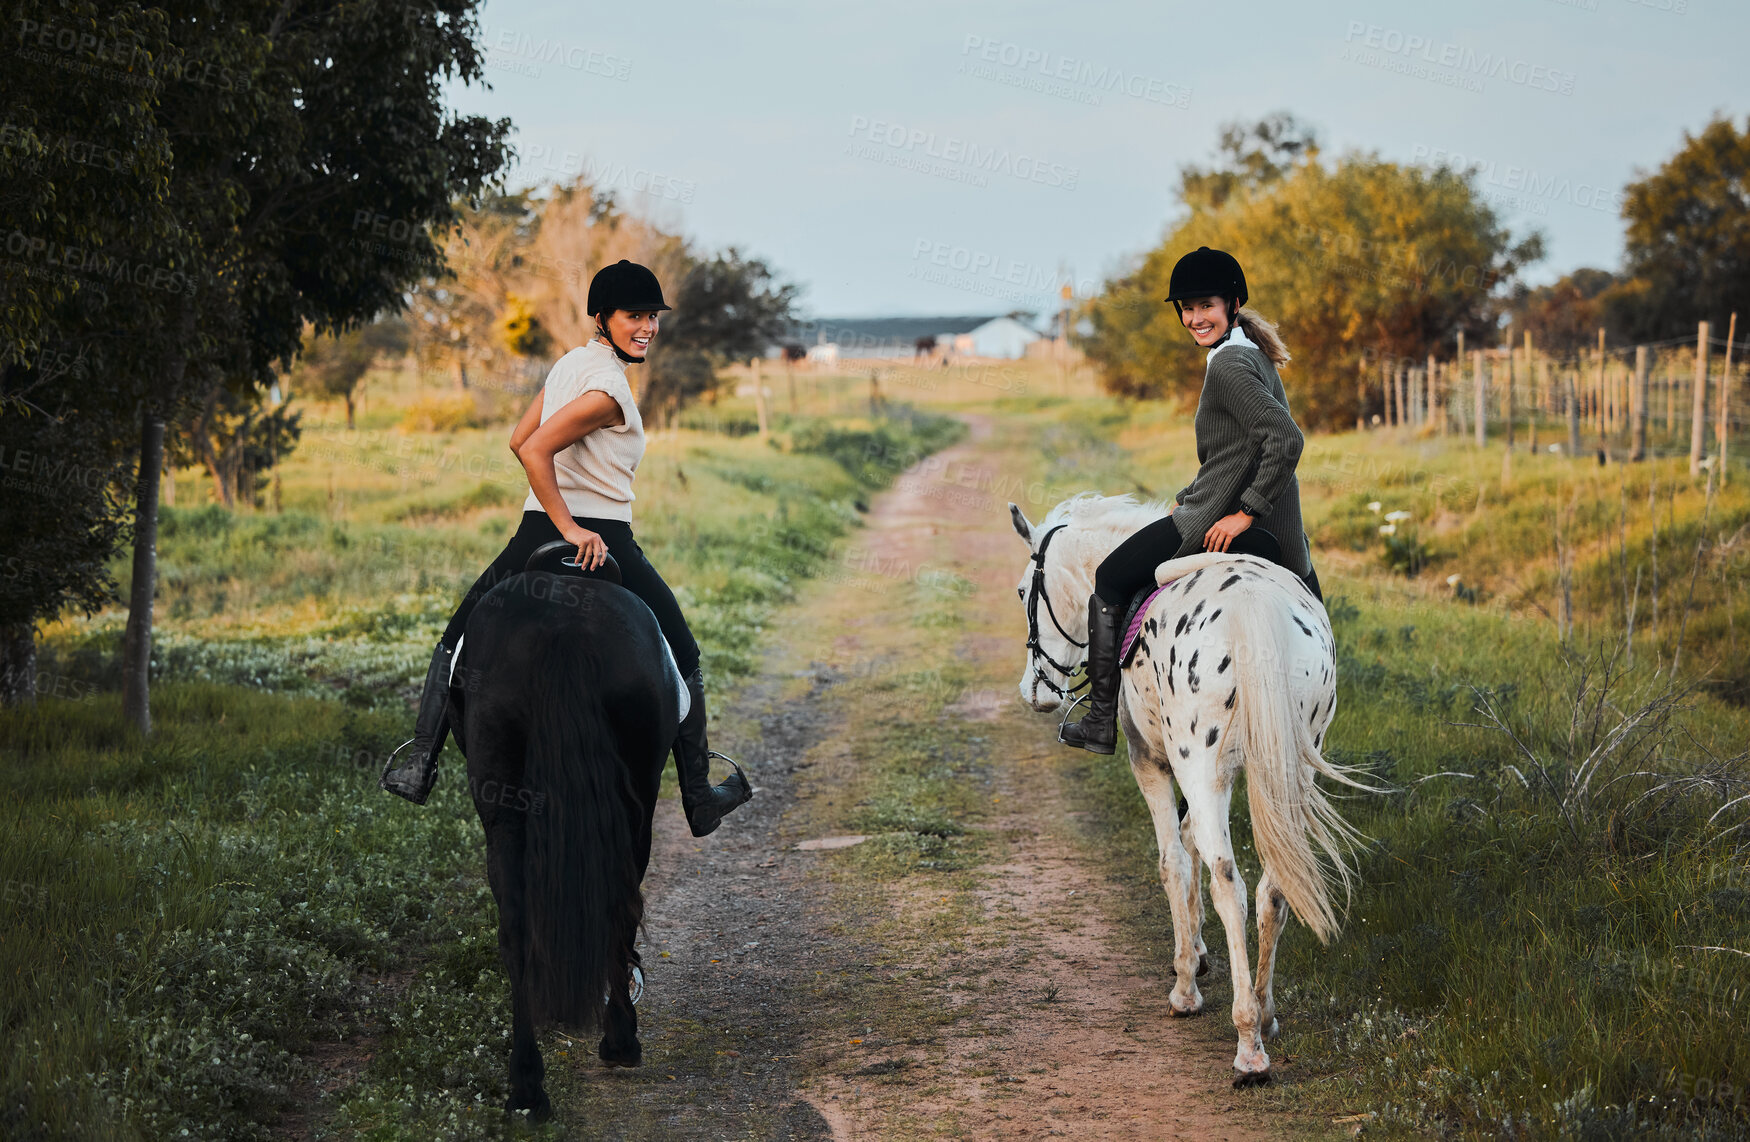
520,647,644,1032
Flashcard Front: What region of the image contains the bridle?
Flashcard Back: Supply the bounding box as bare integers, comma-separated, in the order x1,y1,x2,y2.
1023,524,1089,706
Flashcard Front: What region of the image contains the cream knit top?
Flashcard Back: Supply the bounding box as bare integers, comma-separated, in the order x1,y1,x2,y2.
521,340,645,521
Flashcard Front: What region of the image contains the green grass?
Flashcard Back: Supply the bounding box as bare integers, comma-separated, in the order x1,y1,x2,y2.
1048,402,1750,1139
3,401,964,1141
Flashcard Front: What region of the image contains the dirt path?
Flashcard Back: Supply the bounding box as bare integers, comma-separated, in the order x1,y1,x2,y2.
557,412,1314,1139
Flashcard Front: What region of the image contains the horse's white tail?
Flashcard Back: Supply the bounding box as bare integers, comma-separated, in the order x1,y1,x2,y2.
1226,592,1368,944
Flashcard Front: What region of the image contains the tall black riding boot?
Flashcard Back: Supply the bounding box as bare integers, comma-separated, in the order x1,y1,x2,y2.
380,642,454,805
1059,595,1121,755
675,666,752,838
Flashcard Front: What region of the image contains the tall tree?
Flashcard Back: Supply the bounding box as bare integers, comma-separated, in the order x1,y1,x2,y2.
1508,268,1620,359
1080,124,1539,428
0,2,177,704
1,0,512,723
1613,115,1750,342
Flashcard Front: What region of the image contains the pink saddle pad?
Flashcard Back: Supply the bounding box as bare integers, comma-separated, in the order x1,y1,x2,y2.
1120,580,1173,665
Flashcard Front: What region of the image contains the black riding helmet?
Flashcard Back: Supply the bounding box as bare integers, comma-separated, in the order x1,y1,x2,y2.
587,260,671,362
1163,246,1247,319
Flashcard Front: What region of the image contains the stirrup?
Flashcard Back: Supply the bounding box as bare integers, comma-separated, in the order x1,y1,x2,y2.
708,751,748,786
1055,694,1090,744
604,964,645,1006
379,737,420,785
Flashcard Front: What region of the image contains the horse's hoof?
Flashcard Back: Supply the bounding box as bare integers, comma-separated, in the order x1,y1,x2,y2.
599,1037,642,1068
1168,1002,1204,1018
505,1091,552,1123
1232,1067,1272,1089
1196,953,1211,978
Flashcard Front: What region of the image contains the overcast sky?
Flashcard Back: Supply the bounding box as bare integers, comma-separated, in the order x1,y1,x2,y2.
444,0,1747,319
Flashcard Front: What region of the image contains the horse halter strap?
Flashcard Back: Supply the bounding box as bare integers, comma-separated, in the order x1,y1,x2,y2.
1026,524,1089,700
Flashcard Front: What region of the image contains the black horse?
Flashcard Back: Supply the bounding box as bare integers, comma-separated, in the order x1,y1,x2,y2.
447,543,678,1122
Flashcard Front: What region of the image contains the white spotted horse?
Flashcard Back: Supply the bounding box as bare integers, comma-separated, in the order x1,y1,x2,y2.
446,540,698,1121
1010,494,1372,1086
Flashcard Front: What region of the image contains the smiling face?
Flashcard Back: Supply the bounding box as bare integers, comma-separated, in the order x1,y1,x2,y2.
1178,295,1232,347
598,308,661,358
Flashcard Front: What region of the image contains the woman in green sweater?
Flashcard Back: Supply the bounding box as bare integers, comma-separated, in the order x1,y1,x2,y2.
1060,246,1322,754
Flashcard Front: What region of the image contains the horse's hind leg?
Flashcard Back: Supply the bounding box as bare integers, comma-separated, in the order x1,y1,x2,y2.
483,814,551,1121
1252,868,1289,1040
1180,775,1271,1086
1127,749,1204,1016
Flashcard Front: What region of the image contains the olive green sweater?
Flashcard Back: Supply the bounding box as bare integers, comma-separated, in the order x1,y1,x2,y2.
1171,333,1312,577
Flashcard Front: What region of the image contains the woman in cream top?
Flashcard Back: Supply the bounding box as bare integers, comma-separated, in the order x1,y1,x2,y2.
380,261,753,838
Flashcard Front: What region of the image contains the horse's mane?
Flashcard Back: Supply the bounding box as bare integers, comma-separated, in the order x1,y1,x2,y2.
1038,492,1173,539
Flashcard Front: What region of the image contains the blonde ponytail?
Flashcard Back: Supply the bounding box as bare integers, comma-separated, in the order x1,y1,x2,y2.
1236,306,1291,367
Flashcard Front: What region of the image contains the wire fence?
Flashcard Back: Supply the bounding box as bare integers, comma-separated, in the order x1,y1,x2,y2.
1368,322,1748,474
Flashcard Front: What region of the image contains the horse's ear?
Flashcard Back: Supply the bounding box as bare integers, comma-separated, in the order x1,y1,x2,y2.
1009,503,1034,544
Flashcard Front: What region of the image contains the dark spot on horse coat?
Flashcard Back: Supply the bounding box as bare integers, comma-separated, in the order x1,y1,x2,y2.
1216,858,1235,882
1209,608,1221,623
1292,615,1313,637
1179,745,1190,758
1189,716,1197,735
1191,600,1205,623
1219,574,1241,591
1146,618,1158,635
1187,650,1200,692
1206,726,1219,748
1174,613,1189,637
1218,654,1230,673
1225,688,1237,709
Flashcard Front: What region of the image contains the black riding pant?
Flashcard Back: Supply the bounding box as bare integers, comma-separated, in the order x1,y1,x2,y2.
440,511,701,675
1093,515,1322,607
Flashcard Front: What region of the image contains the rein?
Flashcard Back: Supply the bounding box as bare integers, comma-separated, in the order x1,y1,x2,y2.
1025,524,1089,703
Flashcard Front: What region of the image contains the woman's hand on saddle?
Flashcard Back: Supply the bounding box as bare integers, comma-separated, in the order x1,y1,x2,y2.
563,525,608,570
1203,511,1253,553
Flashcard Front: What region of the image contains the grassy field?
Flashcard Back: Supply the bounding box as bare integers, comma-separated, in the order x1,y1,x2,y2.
4,355,1748,1139
3,366,963,1141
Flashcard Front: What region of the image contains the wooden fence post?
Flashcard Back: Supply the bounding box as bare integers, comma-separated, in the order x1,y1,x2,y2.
1504,346,1516,450
1474,349,1487,447
1721,312,1738,484
1567,371,1581,458
1631,345,1648,461
1691,321,1710,476
1428,353,1439,431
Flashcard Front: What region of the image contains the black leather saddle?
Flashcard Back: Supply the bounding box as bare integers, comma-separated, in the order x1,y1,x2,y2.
524,539,624,584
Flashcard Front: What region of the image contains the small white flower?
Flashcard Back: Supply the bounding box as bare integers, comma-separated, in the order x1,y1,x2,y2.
1379,524,1397,536
1367,501,1382,513
1384,510,1412,523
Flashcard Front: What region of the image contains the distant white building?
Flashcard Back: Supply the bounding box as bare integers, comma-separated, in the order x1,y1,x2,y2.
805,342,839,365
958,316,1040,360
